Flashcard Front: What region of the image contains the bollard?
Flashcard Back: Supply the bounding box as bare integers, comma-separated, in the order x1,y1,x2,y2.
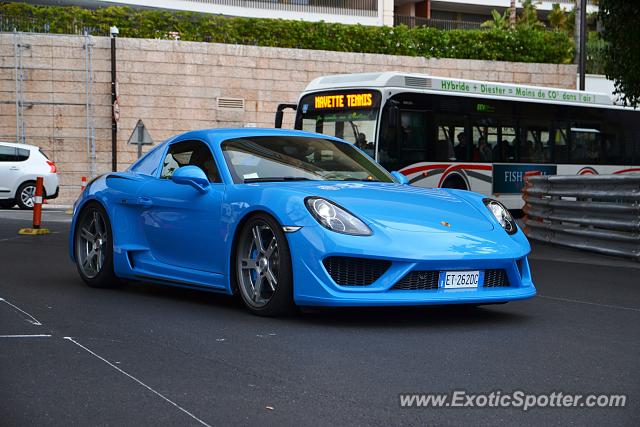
66,175,88,215
19,177,50,235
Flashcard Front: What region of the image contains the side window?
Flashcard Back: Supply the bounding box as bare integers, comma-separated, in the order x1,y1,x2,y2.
130,145,165,176
0,146,17,162
570,127,601,164
160,140,221,183
434,114,464,162
16,148,30,162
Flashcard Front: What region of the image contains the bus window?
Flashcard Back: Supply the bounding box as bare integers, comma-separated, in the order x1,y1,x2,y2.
379,110,430,169
435,115,465,161
553,125,569,163
493,124,516,162
472,118,498,162
570,127,601,164
520,127,551,163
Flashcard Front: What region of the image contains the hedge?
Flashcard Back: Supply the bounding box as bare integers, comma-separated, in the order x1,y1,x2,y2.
0,2,574,64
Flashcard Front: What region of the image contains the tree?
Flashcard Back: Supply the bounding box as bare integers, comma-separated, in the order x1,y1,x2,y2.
600,0,640,107
481,10,510,30
517,0,545,30
548,3,569,31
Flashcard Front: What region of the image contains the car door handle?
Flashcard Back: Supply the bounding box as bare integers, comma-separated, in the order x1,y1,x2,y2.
137,197,153,207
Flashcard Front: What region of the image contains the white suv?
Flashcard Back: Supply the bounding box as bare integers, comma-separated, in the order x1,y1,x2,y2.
0,142,59,209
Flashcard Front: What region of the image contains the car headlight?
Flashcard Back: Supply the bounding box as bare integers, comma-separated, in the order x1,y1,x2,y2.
305,197,372,236
483,199,517,235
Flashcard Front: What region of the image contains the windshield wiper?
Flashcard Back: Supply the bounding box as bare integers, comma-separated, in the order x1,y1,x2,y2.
244,176,314,183
340,178,381,182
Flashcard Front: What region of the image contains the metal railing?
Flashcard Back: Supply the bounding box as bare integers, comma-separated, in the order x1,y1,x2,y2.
522,174,640,261
161,0,377,16
0,15,106,36
394,15,484,30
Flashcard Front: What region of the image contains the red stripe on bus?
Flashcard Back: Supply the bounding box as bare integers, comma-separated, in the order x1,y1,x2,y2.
438,164,493,187
613,168,640,174
401,164,453,175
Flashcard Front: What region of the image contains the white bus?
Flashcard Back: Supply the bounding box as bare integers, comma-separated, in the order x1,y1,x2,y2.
277,72,640,209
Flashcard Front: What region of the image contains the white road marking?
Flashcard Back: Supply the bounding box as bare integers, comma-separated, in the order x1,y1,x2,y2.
0,298,42,325
0,334,51,338
538,295,640,313
63,337,212,427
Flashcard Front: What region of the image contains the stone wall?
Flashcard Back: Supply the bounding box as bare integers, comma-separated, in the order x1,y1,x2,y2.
0,33,577,205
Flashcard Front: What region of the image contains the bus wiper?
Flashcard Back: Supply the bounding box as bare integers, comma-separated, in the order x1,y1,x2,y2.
244,176,314,183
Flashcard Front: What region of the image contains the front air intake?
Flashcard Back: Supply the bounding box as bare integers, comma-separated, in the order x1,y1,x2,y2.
323,257,391,286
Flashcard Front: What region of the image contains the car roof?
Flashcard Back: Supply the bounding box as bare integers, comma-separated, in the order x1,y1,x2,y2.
170,128,346,146
0,141,39,150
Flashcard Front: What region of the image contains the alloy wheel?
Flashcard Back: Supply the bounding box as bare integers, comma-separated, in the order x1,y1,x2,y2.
237,222,280,308
76,210,108,279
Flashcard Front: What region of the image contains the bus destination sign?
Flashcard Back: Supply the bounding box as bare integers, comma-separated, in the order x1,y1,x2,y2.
314,92,375,110
437,78,612,106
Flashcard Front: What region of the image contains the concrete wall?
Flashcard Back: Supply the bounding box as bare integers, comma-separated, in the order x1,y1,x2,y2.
0,33,577,205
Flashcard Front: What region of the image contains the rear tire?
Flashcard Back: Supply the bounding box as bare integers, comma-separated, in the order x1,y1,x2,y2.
234,213,294,317
74,202,119,288
16,181,36,210
441,175,468,190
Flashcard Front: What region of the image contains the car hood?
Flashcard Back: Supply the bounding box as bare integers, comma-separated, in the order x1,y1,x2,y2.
272,182,494,233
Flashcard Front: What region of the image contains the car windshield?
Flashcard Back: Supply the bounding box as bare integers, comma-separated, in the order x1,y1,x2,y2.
221,136,394,184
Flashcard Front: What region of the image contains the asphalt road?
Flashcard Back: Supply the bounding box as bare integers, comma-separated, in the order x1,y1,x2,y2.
1,209,638,426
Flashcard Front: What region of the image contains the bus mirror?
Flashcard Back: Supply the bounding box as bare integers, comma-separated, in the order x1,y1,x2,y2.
274,103,297,129
275,111,284,128
388,105,399,128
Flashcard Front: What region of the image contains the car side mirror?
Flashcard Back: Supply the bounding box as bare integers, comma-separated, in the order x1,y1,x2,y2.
391,171,409,185
171,166,210,193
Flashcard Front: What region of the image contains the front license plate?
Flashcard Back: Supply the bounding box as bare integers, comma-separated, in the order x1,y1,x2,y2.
440,270,480,289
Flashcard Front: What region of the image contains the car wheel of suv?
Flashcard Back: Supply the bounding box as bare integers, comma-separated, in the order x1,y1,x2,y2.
16,181,36,210
234,213,294,317
74,203,118,288
0,199,15,209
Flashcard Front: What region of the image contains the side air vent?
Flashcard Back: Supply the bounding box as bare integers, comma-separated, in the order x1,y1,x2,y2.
217,97,245,110
483,269,510,287
404,76,431,88
323,256,391,286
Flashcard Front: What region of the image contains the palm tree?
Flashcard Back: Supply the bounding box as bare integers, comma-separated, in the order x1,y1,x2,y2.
509,0,517,28
482,10,510,30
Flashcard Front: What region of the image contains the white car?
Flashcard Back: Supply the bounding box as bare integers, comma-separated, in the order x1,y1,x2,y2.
0,141,59,209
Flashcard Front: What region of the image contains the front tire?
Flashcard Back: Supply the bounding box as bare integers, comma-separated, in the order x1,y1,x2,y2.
234,214,294,316
74,203,118,288
16,181,36,210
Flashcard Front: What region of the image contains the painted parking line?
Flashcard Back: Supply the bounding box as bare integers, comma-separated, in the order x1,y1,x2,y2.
0,334,52,338
0,297,42,326
538,294,640,313
63,337,212,427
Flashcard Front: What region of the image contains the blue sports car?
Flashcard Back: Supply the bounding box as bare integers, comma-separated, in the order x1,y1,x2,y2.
69,128,535,316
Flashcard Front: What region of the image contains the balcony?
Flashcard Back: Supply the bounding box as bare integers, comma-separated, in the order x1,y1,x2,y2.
394,15,483,30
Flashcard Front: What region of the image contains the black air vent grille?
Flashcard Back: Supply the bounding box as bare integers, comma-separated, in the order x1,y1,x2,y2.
483,269,510,287
323,257,391,286
392,270,440,290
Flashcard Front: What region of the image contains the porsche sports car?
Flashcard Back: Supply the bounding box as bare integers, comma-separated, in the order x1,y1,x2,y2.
69,128,535,316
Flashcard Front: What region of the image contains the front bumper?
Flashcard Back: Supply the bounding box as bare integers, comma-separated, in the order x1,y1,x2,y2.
287,225,536,307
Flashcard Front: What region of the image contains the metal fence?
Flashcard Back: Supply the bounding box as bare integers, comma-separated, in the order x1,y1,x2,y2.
522,174,640,261
0,15,106,36
172,0,377,16
394,15,484,30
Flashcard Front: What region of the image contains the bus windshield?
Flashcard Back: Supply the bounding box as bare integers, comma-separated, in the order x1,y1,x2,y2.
298,90,381,158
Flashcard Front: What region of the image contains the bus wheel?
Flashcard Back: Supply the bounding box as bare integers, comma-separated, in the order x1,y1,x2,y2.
441,175,467,191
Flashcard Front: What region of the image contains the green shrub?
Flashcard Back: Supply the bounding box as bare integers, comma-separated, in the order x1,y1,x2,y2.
0,2,574,64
